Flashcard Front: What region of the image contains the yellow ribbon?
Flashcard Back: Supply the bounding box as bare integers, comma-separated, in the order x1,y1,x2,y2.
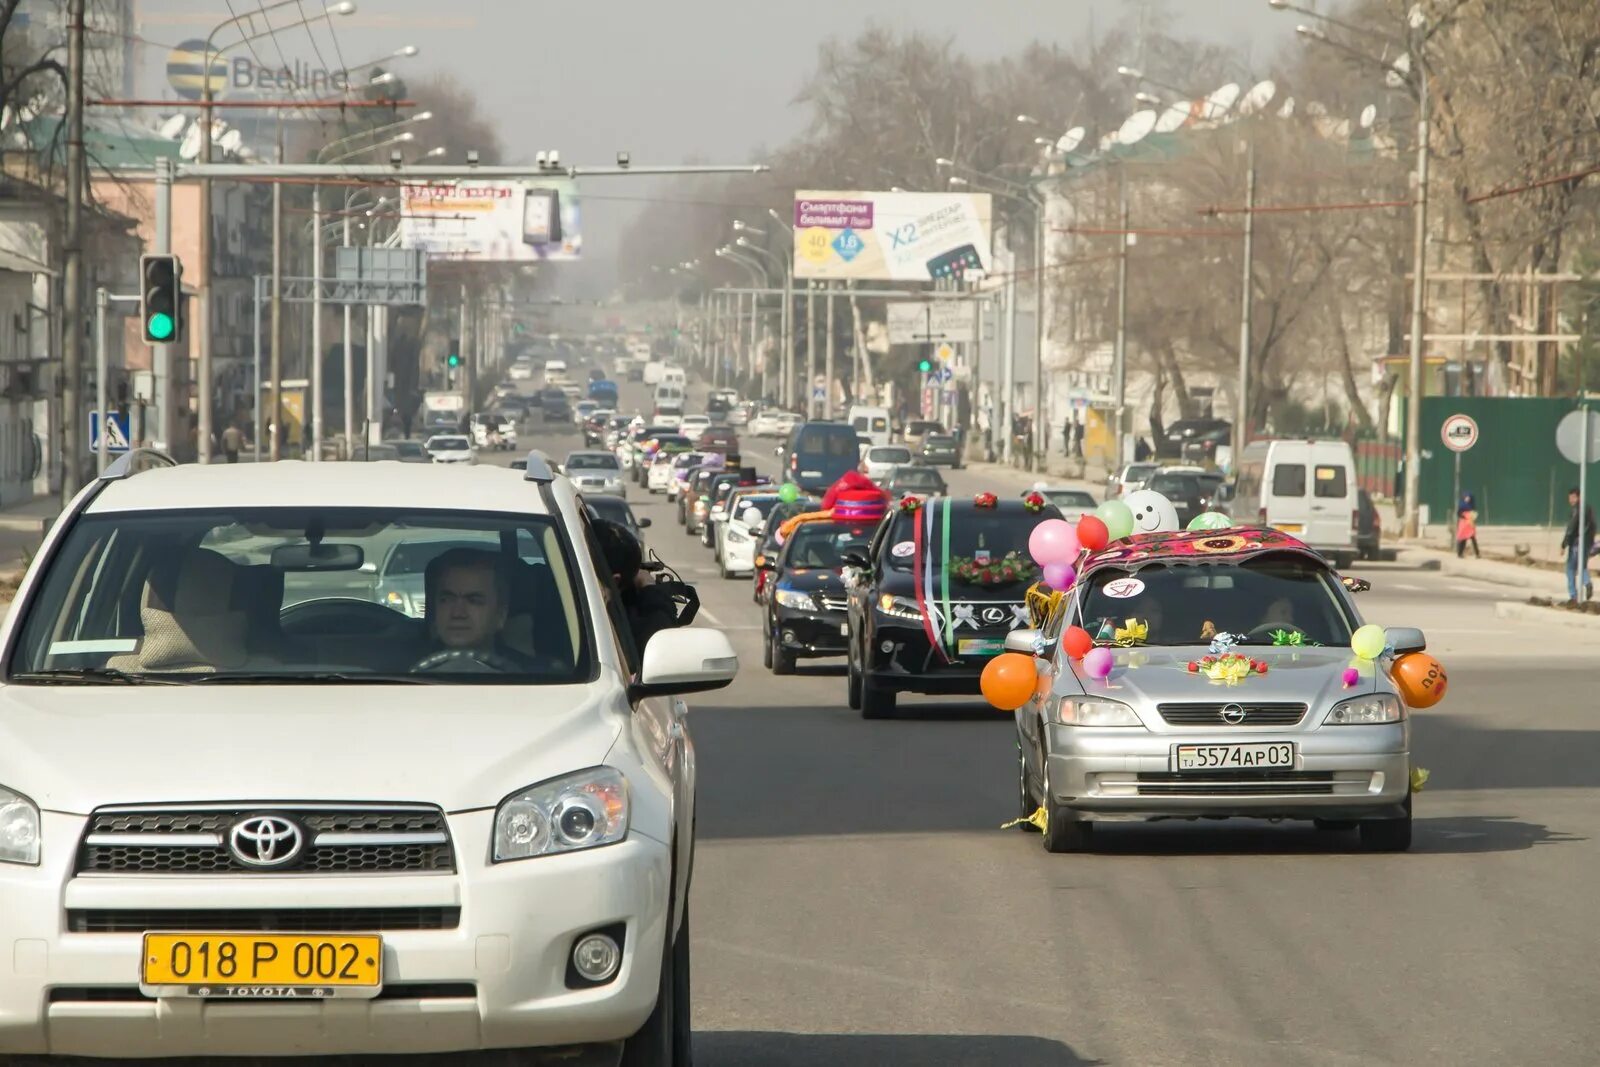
1000,805,1049,832
1114,618,1148,646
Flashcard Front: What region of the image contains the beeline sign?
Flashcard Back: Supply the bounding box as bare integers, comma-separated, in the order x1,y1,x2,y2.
230,56,349,93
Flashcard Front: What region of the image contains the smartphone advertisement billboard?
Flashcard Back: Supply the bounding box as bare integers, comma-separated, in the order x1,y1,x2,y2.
399,180,581,261
792,190,992,281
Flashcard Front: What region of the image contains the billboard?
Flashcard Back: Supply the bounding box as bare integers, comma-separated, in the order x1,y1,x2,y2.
793,190,992,281
399,180,582,262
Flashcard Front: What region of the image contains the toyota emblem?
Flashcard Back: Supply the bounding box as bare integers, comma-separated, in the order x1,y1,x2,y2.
1219,703,1247,725
981,606,1006,624
227,815,306,869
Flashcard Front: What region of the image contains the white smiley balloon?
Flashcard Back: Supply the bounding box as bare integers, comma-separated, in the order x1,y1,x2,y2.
1123,489,1181,534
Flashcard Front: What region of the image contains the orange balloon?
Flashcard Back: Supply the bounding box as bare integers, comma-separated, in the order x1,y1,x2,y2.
1392,652,1448,709
982,652,1039,711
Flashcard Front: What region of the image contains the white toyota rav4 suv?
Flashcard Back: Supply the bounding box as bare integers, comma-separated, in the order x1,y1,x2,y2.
0,450,735,1065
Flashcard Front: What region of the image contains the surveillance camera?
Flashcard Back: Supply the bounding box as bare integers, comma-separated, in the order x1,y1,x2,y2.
389,149,402,167
467,149,480,167
549,149,560,168
616,151,630,169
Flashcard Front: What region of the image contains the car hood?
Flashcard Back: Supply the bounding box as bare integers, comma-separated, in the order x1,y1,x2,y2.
0,681,625,814
1056,645,1377,711
778,569,846,595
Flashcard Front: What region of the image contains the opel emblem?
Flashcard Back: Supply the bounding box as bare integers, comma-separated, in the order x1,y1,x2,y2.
228,815,305,869
1220,703,1247,725
981,606,1006,624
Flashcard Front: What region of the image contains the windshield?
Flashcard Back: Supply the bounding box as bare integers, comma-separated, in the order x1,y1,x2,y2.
868,447,911,463
389,441,424,457
9,509,592,684
1148,473,1202,499
889,468,943,490
585,497,638,532
1077,556,1354,648
884,504,1049,577
428,438,469,451
566,453,619,471
784,522,873,570
1044,490,1095,507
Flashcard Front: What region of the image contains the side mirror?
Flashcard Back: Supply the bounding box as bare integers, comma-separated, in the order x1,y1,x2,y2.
358,561,378,575
773,446,783,457
1004,629,1042,655
1385,626,1426,655
637,517,653,529
840,551,870,570
630,627,739,700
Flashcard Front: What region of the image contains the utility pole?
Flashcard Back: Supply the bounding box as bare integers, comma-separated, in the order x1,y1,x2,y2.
1402,65,1430,538
806,281,817,417
460,281,475,418
342,213,354,457
1112,171,1130,469
782,268,795,409
1031,192,1047,470
60,0,86,502
310,184,323,460
154,158,172,453
269,147,283,461
1237,142,1256,453
824,285,836,419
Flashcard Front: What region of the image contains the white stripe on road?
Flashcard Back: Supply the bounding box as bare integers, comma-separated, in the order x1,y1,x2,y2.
1392,583,1424,591
697,605,725,626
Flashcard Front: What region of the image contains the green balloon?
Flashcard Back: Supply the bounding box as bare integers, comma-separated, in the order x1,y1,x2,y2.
1186,511,1232,531
1350,623,1386,661
778,482,800,504
1096,500,1134,541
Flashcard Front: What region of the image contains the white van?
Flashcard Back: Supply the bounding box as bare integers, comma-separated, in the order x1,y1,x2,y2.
1233,439,1358,565
543,359,569,386
661,365,687,389
848,405,892,449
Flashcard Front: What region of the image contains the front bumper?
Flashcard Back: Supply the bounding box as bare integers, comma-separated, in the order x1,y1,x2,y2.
864,617,1008,694
773,607,849,656
722,539,756,575
575,482,625,498
1043,722,1410,821
0,810,671,1058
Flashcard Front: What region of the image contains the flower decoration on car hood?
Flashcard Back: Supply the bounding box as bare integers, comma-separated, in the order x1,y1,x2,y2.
974,491,998,508
1186,652,1268,684
1022,491,1047,513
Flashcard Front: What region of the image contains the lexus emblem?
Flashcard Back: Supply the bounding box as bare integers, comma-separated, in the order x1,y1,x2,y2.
228,815,305,869
1220,703,1247,725
981,606,1006,624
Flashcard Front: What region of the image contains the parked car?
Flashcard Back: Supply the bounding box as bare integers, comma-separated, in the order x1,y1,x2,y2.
845,496,1063,718
0,453,738,1059
1158,418,1232,461
861,444,914,481
350,442,401,461
763,519,875,673
1030,486,1097,520
1144,469,1209,528
881,464,948,498
385,438,430,463
1014,526,1415,853
1106,462,1159,499
917,432,962,468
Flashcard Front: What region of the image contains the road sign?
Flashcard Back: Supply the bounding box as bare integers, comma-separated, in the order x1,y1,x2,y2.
1440,413,1478,453
1557,409,1600,465
89,411,130,453
936,342,954,363
887,301,977,344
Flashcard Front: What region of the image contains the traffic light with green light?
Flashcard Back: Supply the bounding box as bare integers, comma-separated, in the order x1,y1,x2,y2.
918,357,933,372
139,254,183,344
447,352,461,368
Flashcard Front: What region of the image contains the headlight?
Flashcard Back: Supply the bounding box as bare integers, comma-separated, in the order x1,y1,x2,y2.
0,785,40,866
775,589,818,610
493,767,628,863
876,593,923,621
1325,693,1403,725
1056,698,1142,727
727,526,750,543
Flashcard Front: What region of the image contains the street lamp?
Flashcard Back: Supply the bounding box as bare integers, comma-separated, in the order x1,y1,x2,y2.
1285,1,1439,537
1016,114,1040,126
195,0,356,463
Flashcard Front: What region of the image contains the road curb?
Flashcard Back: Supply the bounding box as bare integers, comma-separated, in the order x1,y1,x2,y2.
1493,600,1600,630
1396,547,1564,593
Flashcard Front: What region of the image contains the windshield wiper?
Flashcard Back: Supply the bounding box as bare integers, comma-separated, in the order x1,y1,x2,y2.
188,672,440,685
10,667,190,686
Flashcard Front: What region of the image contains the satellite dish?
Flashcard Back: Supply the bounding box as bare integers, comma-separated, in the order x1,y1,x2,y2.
1306,101,1328,118
1098,130,1118,151
178,123,202,160
159,114,188,140
1201,82,1241,121
1278,96,1295,119
1238,80,1277,116
219,129,243,153
1056,126,1085,154
1116,109,1159,146
1153,101,1191,133
1359,104,1377,129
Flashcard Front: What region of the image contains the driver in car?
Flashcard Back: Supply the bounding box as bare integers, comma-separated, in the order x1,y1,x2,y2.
419,548,543,672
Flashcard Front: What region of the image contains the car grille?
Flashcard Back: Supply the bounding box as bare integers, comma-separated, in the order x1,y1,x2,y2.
67,907,461,933
1157,702,1308,727
76,805,455,875
1133,772,1338,796
817,594,848,612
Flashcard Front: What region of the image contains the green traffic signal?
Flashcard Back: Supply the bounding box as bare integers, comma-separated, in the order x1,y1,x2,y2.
918,358,933,372
447,353,461,367
147,312,175,341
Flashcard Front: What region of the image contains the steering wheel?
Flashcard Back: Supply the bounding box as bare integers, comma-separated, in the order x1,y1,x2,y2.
410,648,520,674
1244,621,1305,641
279,598,414,637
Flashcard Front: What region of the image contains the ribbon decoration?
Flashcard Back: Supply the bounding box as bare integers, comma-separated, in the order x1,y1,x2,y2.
1010,604,1031,628
911,496,950,663
1114,618,1148,647
1270,629,1305,647
951,603,979,630
1208,631,1240,655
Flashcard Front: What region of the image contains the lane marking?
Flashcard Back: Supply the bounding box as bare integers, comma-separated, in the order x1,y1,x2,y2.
1392,582,1424,591
698,605,725,626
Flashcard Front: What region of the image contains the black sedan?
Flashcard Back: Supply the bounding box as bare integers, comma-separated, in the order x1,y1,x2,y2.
918,432,962,468
762,519,874,674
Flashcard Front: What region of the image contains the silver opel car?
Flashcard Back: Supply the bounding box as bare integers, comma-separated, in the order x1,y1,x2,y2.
1013,527,1417,854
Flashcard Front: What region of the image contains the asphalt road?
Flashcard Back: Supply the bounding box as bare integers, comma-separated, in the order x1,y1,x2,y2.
495,374,1600,1067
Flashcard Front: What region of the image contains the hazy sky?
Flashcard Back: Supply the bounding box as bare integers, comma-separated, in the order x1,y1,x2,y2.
133,1,1297,291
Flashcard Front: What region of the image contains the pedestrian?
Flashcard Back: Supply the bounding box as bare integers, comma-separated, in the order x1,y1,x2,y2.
1560,486,1596,603
1063,414,1072,458
1454,493,1479,558
221,423,244,464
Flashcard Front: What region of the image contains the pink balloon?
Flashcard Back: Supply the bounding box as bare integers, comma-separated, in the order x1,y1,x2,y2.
1083,647,1115,680
1042,562,1076,590
1342,667,1360,687
1028,519,1081,567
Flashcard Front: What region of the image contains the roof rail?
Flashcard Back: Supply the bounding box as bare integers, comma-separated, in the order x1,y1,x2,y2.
99,449,177,481
516,449,557,483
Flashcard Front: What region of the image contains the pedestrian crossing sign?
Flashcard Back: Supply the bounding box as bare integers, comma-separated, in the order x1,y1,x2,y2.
89,411,131,453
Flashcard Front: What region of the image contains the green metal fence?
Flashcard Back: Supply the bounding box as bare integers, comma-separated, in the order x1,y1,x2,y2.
1417,398,1579,526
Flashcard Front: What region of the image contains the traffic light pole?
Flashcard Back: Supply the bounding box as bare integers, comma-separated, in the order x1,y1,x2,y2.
154,158,173,455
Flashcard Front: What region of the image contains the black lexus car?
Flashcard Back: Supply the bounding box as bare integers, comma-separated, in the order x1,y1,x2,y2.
844,496,1062,718
762,518,875,674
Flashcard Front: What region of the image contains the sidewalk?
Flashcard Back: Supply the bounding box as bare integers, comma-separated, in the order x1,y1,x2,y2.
0,494,59,574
